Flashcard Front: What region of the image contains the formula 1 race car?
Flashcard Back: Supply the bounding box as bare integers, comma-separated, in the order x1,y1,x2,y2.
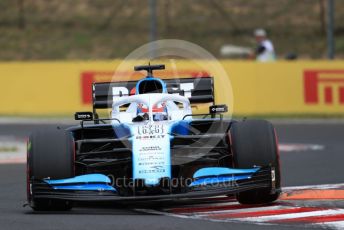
26,64,281,211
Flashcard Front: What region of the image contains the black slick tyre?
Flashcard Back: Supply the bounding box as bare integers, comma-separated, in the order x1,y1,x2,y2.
27,127,74,211
230,120,281,204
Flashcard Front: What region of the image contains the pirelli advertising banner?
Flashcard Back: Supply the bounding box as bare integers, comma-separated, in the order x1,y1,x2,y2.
0,60,343,116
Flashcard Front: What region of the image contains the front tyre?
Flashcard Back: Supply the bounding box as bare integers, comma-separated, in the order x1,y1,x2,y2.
27,127,74,211
230,120,281,204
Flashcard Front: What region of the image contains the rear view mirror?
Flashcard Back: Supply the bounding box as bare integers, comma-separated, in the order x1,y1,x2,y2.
209,104,228,114
74,112,93,121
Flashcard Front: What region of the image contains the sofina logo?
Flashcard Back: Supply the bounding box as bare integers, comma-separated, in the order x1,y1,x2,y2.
304,70,344,105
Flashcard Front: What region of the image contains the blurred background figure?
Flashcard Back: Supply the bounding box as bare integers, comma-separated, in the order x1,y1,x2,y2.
254,28,276,62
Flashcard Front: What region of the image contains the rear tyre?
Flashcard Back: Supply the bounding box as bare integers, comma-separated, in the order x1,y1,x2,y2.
230,120,281,204
27,127,74,211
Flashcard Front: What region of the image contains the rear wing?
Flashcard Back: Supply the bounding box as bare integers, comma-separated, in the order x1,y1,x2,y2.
92,77,214,115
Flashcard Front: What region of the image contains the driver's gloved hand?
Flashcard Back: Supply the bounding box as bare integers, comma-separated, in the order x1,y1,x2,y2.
132,113,149,122
132,115,143,122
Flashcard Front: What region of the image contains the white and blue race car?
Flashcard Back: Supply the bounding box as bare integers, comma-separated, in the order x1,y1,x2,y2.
27,64,281,211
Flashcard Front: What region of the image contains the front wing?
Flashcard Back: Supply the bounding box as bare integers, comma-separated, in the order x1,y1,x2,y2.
29,166,277,202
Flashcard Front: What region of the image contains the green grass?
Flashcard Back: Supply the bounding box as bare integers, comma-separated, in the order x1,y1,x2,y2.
0,0,343,60
0,146,19,152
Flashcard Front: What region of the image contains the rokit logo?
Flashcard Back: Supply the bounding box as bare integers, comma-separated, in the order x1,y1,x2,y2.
135,135,165,140
304,70,344,105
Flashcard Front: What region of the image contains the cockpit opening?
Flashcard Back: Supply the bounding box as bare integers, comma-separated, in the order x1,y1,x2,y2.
138,79,163,94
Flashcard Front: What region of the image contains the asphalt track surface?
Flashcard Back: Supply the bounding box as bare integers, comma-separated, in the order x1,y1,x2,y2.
0,121,343,230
